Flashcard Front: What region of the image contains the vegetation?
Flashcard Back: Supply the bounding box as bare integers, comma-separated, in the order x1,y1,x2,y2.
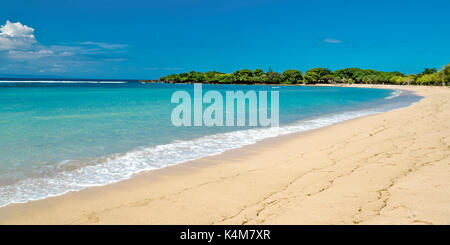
158,63,450,86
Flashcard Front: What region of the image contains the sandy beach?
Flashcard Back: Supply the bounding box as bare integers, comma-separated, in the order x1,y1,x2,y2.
0,85,449,225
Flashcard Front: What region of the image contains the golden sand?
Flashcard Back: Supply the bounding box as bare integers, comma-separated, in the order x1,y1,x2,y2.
0,85,449,225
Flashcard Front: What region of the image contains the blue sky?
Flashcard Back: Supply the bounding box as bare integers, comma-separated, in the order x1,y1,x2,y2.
1,0,449,79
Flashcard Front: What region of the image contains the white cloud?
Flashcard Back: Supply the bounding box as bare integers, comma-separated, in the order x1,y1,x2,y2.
0,20,36,50
78,41,127,50
103,58,128,62
323,38,342,44
0,20,129,75
7,49,54,60
60,51,73,56
0,20,34,38
0,20,128,59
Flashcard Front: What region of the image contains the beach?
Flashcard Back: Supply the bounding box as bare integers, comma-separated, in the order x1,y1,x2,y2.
0,84,449,225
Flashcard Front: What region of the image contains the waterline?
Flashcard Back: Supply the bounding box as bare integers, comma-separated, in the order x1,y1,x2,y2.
0,83,421,207
0,96,419,207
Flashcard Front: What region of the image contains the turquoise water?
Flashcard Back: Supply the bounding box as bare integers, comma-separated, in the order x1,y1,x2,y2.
0,81,421,206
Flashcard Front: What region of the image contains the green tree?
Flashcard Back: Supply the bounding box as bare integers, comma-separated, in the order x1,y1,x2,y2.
416,73,440,85
204,71,222,83
334,68,369,83
265,71,282,84
216,73,234,84
160,74,181,82
440,64,450,85
322,74,340,83
232,69,253,83
392,75,415,85
303,68,333,84
252,69,264,77
178,73,189,83
361,74,379,84
281,69,303,84
250,69,265,83
186,71,204,83
157,63,449,86
419,68,438,76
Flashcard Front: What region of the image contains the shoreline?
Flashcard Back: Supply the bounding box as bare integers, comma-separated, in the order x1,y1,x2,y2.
1,84,449,224
0,84,408,208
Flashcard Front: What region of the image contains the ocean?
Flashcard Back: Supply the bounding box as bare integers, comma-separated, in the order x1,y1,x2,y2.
0,81,421,207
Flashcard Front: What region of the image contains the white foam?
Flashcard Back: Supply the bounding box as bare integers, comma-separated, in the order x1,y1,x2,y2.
385,90,402,99
0,106,392,208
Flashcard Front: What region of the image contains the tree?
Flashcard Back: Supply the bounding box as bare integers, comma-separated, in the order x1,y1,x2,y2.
392,75,415,85
361,74,379,84
281,69,303,84
158,63,449,86
251,69,265,83
160,74,181,82
323,74,341,83
419,68,438,76
185,71,204,83
390,71,405,77
334,68,369,83
303,68,333,84
204,71,222,83
232,69,253,83
265,71,282,84
216,73,233,83
252,69,264,77
440,64,450,85
416,73,439,85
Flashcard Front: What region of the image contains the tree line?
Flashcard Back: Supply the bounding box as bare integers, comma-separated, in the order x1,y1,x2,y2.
158,64,450,86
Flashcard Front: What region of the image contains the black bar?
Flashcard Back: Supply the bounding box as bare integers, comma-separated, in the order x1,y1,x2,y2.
1,225,448,244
